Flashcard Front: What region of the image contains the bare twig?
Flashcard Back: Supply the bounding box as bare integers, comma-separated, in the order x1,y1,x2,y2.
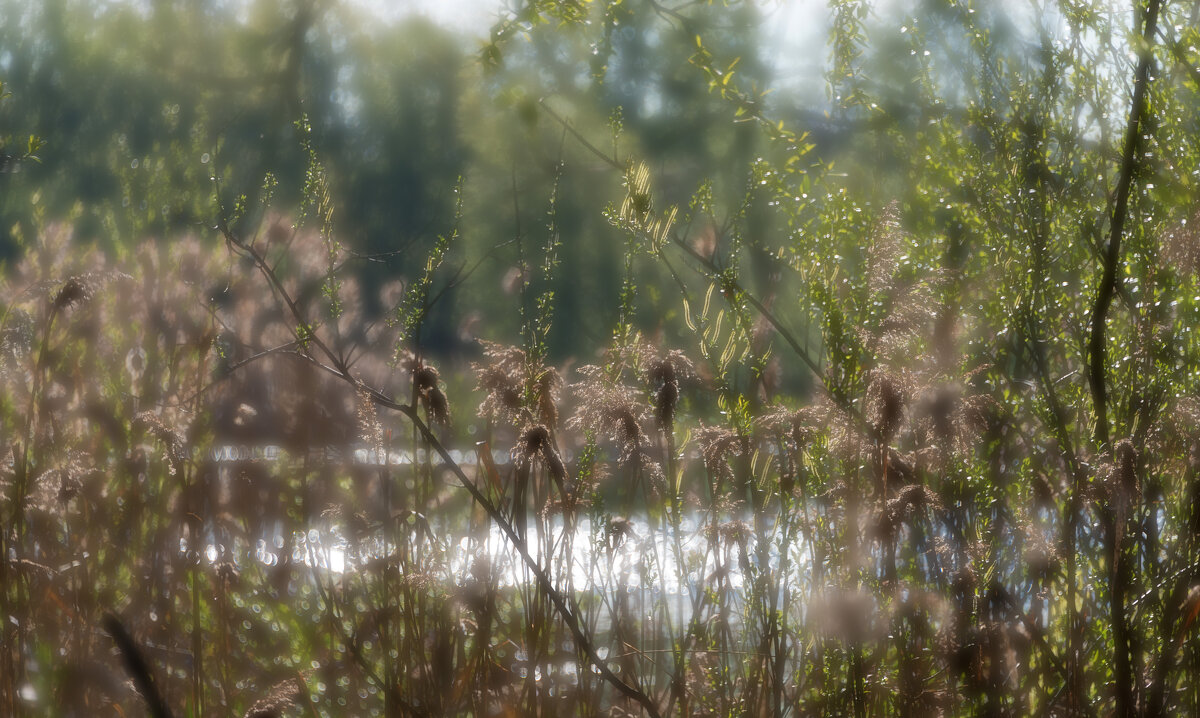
217,220,663,718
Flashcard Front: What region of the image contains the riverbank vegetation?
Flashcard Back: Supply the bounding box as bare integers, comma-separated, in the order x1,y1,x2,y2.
3,0,1200,715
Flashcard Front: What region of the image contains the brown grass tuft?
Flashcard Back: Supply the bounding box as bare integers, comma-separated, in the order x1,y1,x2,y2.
242,676,305,718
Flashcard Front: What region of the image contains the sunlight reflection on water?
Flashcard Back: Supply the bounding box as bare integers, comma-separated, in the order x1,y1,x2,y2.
188,444,809,635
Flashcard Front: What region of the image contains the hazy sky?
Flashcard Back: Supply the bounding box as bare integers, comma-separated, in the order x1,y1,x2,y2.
347,0,830,96
347,0,508,34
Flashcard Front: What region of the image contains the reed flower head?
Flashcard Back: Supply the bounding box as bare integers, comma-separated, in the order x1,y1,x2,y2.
473,341,561,427
511,423,567,488
636,345,695,429
355,384,385,458
865,368,913,443
877,484,942,540
693,423,745,479
1161,208,1200,277
401,353,451,426
569,365,652,466
52,276,93,311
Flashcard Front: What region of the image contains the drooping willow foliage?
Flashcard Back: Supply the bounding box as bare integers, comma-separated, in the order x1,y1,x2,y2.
3,0,1200,716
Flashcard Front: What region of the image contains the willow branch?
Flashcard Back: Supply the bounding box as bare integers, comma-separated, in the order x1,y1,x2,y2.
1088,0,1161,449
103,613,175,718
1085,4,1161,717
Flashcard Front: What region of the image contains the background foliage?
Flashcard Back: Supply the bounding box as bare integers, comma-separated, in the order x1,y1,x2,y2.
3,0,1200,716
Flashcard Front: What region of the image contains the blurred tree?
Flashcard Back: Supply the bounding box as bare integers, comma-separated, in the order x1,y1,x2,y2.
0,0,789,365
